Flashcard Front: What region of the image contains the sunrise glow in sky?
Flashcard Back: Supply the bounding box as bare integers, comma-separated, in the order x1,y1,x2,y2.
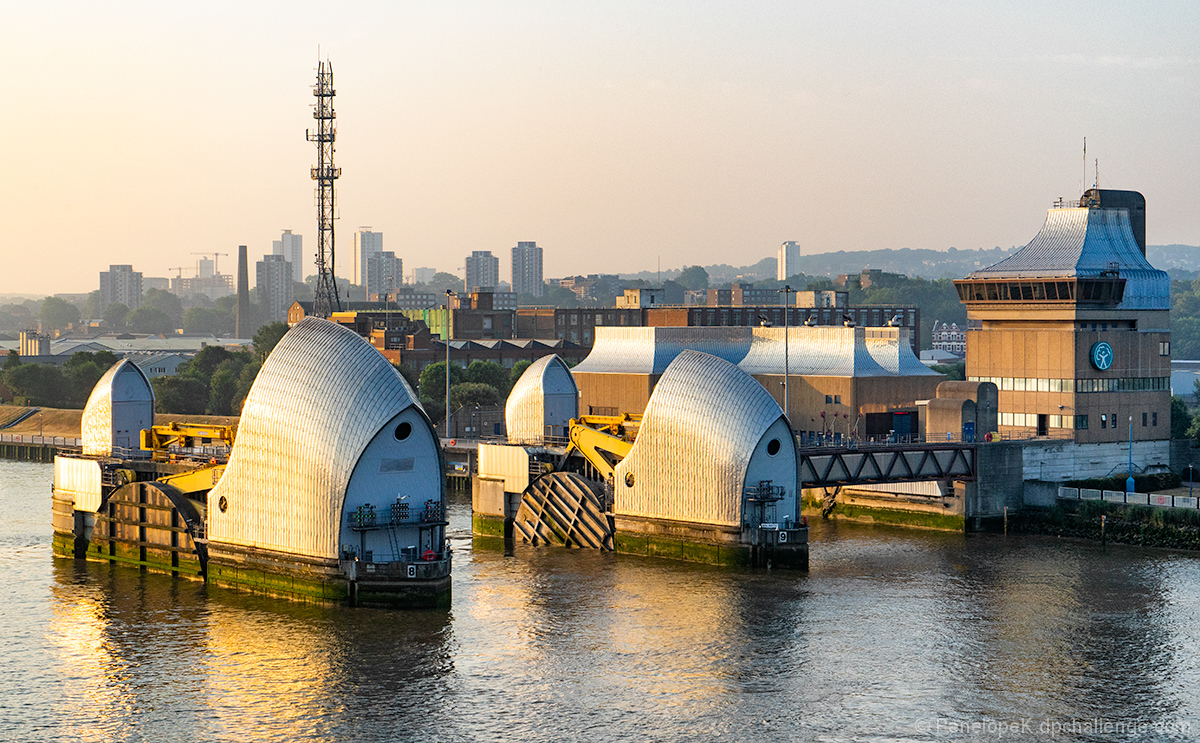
4,1,1199,294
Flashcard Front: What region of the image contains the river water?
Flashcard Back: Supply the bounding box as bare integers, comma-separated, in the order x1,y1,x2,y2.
2,459,1199,742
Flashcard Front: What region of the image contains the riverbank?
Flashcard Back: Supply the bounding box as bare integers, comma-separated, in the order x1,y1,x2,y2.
0,403,238,439
1013,499,1200,551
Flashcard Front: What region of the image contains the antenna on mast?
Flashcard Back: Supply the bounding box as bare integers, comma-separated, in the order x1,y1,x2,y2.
1081,136,1086,196
1094,158,1099,189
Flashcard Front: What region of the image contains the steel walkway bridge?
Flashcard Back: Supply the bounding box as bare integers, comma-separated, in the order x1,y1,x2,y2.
799,442,976,488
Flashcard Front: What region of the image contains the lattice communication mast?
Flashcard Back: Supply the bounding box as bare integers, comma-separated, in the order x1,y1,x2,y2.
308,60,342,317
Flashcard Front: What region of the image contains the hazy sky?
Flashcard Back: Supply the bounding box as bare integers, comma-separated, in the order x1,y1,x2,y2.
5,1,1199,295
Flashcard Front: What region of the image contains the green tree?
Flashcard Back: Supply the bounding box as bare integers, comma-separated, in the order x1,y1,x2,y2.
82,290,102,319
126,307,173,335
103,303,130,331
418,362,464,401
3,363,64,406
233,359,262,414
179,346,235,381
449,382,500,409
40,296,80,331
4,351,19,371
676,265,710,291
1171,396,1191,439
152,376,208,414
142,288,184,327
207,366,240,415
930,362,966,380
464,360,509,395
252,321,289,360
394,363,420,392
509,359,532,389
183,307,231,336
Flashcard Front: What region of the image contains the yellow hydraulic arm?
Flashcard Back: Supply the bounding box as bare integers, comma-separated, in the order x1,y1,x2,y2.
157,464,226,495
566,418,635,481
574,413,642,440
141,422,237,452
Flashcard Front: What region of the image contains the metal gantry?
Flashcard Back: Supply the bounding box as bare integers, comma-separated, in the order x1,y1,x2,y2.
799,443,976,488
308,60,342,318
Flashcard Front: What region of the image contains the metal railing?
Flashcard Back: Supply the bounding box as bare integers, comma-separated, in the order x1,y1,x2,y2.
796,428,1073,451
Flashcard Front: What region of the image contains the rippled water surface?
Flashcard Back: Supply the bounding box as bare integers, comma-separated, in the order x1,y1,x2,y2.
3,460,1200,742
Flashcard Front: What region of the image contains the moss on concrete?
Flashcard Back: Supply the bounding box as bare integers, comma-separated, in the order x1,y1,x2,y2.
206,562,349,604
472,513,506,538
805,502,966,532
614,532,752,567
52,533,76,558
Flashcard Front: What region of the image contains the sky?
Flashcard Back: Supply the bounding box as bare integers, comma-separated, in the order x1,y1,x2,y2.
4,0,1199,295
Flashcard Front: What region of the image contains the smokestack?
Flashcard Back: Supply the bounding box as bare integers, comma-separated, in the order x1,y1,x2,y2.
235,244,250,338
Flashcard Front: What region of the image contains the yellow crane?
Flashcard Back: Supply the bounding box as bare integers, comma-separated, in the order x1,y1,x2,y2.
140,422,237,454
564,415,640,481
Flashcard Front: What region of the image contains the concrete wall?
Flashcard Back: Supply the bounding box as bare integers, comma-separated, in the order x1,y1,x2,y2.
968,440,1025,516
1021,439,1170,482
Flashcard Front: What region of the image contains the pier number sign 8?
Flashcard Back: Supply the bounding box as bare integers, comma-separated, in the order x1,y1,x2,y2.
1090,341,1114,371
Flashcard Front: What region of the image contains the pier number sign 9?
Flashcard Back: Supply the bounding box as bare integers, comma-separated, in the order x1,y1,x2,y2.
1090,341,1114,371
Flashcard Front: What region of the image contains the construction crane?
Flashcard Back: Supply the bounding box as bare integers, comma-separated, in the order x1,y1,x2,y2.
191,252,231,275
167,267,189,279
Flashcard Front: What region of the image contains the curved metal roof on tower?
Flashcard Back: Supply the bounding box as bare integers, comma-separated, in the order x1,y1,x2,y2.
571,327,753,374
967,207,1169,310
207,317,431,560
81,359,154,456
505,354,578,443
614,350,792,527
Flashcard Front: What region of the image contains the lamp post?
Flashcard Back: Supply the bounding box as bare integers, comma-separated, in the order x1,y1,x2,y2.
445,289,453,438
1126,415,1135,494
777,285,793,427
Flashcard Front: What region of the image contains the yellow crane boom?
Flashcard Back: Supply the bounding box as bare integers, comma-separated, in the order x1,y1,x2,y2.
565,417,635,481
140,422,237,453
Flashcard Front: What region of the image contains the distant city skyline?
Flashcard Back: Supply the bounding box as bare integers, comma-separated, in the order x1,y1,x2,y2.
4,1,1198,295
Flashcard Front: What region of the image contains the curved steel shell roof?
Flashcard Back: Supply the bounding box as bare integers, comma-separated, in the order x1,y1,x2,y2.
81,359,154,456
614,350,792,527
207,317,434,560
505,354,578,443
968,207,1169,309
572,327,753,374
738,326,935,377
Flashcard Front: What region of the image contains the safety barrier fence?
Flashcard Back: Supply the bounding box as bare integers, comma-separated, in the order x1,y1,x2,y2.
1058,486,1200,510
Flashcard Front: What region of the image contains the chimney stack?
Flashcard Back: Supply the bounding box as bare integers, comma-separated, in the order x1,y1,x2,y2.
235,244,250,338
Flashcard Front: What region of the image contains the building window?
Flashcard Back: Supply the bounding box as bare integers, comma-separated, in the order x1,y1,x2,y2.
834,395,842,404
1161,341,1171,356
1143,412,1148,426
1100,414,1107,429
1076,415,1088,430
825,395,833,404
1153,412,1158,426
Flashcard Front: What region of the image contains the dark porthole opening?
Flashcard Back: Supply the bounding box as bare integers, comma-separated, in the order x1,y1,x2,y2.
395,422,413,441
218,495,228,513
767,439,781,456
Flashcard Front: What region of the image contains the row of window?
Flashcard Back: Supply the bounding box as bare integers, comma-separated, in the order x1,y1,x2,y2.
1000,412,1158,430
969,376,1170,393
1000,413,1074,429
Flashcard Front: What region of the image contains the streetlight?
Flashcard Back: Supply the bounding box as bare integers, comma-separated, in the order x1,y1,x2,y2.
1126,415,1135,494
777,284,794,427
445,289,454,438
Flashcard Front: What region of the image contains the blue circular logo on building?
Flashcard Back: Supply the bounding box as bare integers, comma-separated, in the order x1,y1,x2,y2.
1090,341,1114,371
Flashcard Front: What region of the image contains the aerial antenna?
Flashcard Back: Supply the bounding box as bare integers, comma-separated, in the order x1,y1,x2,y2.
1094,158,1099,189
308,58,343,317
1081,136,1086,196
